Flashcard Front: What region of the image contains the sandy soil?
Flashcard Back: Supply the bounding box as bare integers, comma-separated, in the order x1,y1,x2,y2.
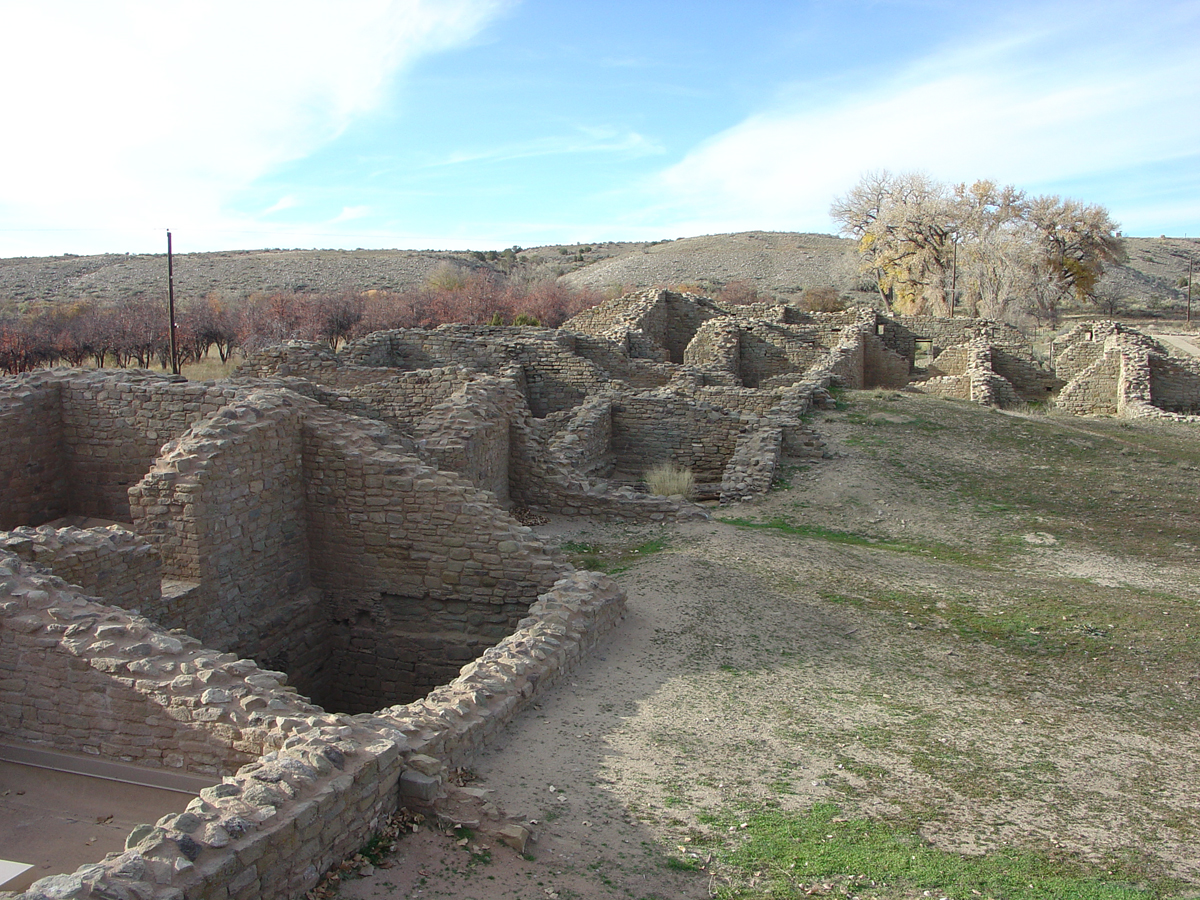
336,395,1200,900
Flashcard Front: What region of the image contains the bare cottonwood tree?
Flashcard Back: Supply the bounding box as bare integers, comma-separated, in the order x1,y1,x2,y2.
832,172,1124,322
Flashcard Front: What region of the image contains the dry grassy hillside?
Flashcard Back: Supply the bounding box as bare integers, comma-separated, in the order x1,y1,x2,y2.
1,232,1195,317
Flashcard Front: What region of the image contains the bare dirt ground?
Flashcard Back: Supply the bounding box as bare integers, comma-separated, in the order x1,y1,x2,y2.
338,391,1200,900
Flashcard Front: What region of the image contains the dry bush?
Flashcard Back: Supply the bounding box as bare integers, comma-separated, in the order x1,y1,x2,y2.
800,286,847,312
645,462,695,499
718,279,759,305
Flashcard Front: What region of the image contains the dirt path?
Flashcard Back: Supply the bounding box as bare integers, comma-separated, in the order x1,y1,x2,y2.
339,393,1200,900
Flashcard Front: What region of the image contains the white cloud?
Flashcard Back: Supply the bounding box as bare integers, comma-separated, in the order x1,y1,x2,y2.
646,4,1200,237
427,126,664,168
262,195,300,216
0,0,508,254
331,205,371,223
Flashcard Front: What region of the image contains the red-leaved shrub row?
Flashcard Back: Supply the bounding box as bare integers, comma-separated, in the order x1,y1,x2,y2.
0,273,604,375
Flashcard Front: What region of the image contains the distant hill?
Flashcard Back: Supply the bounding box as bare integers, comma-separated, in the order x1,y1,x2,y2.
1,232,1195,318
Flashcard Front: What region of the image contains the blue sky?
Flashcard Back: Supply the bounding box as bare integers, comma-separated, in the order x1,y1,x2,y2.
2,0,1198,256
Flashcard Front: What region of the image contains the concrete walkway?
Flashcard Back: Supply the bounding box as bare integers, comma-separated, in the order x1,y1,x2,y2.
1150,332,1200,357
0,745,216,893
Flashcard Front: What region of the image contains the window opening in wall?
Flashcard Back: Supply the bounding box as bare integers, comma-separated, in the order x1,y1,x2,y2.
914,339,934,367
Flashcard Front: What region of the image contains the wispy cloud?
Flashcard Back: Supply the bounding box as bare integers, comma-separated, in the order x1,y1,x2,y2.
426,126,664,168
262,196,301,216
331,205,372,223
0,0,509,254
646,2,1200,237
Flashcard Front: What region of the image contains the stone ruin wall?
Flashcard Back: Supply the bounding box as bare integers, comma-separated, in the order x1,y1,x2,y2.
544,396,614,479
1052,323,1200,420
240,335,720,525
411,375,518,505
17,294,1187,899
0,525,161,614
609,394,744,482
2,547,626,900
1148,355,1200,414
339,327,613,418
0,370,584,715
0,382,67,529
0,553,342,778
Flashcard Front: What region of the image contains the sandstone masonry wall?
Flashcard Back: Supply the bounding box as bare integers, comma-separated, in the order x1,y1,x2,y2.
4,557,629,900
0,552,337,777
610,394,742,481
1055,346,1121,415
0,525,160,613
1148,355,1200,414
0,380,66,529
545,396,615,478
413,377,516,505
58,373,242,522
343,327,613,417
128,394,310,654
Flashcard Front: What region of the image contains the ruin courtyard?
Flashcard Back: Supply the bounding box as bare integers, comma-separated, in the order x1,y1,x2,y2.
3,291,1200,899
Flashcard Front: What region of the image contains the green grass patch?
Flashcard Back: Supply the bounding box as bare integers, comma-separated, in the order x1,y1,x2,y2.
560,535,670,573
721,517,996,566
715,803,1172,900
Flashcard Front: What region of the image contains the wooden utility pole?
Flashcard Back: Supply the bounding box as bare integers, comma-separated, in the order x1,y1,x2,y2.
1188,254,1193,324
949,234,958,318
167,230,179,375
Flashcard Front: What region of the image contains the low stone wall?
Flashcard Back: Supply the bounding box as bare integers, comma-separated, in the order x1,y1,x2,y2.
920,373,972,401
0,552,334,777
1148,355,1200,414
0,525,160,613
363,570,628,766
4,557,629,900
